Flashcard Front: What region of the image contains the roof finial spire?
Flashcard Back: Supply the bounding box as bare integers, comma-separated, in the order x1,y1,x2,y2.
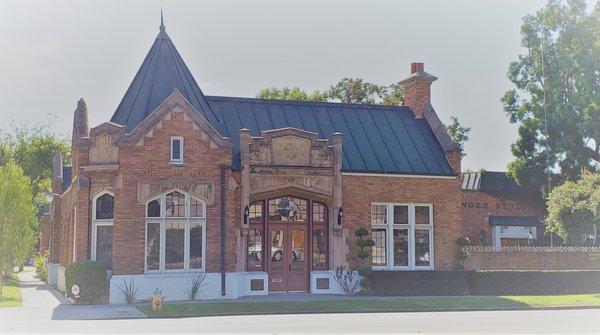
160,9,165,31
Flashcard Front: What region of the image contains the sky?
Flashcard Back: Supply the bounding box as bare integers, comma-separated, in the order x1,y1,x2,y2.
0,0,579,171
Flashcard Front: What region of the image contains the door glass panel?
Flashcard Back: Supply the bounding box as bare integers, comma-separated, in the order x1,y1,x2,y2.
291,229,305,271
414,229,431,266
393,228,409,267
96,225,113,270
165,221,185,269
270,229,284,264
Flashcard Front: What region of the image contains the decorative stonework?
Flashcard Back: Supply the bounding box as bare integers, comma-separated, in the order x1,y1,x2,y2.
272,136,310,166
89,132,119,164
249,174,333,197
137,180,215,205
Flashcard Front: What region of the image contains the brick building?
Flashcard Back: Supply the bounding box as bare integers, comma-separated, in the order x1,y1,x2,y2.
461,171,544,247
43,18,463,302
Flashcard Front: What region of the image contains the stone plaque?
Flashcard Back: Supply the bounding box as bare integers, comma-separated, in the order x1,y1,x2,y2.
89,132,119,164
272,136,310,166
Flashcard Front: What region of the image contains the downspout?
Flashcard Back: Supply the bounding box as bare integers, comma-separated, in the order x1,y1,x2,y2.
220,165,227,296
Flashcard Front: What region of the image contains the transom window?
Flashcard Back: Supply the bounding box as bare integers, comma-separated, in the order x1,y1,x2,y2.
145,190,206,272
371,203,433,270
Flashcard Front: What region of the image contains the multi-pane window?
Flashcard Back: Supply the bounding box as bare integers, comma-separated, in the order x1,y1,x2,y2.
247,201,264,271
370,203,433,270
145,190,206,272
170,137,183,164
92,192,114,270
312,202,328,270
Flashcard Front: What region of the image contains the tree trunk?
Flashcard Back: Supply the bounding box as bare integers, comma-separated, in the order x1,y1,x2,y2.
0,274,3,296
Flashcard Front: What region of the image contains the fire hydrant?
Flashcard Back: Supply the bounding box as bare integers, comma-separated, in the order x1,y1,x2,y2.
149,288,165,312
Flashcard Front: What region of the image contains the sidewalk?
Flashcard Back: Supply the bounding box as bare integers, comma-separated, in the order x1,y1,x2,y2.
0,267,146,321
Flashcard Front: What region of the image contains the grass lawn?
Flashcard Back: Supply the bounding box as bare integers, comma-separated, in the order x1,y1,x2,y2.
0,275,22,308
139,294,600,317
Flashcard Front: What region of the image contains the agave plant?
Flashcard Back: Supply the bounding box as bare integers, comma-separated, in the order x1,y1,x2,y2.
116,277,140,304
188,273,208,300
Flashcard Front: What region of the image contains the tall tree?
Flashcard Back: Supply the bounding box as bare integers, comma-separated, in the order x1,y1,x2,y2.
501,0,600,196
0,163,37,293
546,172,600,245
257,87,328,102
445,116,471,158
0,120,71,216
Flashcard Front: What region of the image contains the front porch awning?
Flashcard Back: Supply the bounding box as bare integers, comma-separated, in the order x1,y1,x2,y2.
488,216,541,227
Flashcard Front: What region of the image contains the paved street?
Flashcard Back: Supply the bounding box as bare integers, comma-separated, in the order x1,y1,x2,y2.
1,308,600,334
2,269,600,334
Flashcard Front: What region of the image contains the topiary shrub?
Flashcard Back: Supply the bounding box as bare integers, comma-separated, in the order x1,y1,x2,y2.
456,236,471,247
65,260,107,304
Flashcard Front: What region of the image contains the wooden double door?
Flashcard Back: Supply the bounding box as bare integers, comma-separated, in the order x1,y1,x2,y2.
267,222,309,292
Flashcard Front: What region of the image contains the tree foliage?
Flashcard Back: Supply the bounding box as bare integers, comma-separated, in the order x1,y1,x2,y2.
445,116,471,157
257,87,327,102
545,172,600,245
0,163,37,291
0,120,71,216
501,0,600,196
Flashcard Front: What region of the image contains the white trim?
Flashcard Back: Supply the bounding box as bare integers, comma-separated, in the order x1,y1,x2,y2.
91,191,114,264
170,136,184,165
342,172,457,179
145,189,206,273
370,203,434,270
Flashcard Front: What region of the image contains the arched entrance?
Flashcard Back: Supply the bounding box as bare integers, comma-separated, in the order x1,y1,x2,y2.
247,196,328,292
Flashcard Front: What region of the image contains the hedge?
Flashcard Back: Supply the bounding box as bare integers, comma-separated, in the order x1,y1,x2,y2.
370,270,600,296
370,271,469,296
65,261,108,304
468,271,600,295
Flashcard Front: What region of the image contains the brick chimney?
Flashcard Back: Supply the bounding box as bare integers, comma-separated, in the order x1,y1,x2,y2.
399,62,438,118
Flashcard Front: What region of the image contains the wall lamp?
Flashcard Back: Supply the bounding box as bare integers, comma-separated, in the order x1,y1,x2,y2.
243,205,250,226
337,207,343,226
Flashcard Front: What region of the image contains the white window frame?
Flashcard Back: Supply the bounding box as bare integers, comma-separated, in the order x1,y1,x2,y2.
91,191,114,263
144,189,206,274
170,136,184,165
371,203,434,271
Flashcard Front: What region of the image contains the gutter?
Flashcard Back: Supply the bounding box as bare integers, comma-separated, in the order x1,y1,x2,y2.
219,165,227,296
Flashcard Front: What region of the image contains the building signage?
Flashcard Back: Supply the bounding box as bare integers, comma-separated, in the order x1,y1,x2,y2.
461,201,532,211
135,169,218,178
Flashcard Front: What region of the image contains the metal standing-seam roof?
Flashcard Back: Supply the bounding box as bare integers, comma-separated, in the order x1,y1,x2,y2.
109,18,454,175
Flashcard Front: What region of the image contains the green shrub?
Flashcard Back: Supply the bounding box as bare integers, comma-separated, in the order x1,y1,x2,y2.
65,261,107,304
468,270,600,295
34,250,49,281
355,228,369,237
369,270,600,296
371,271,469,296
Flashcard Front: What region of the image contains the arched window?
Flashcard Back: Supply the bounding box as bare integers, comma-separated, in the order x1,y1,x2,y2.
91,191,114,270
145,190,206,272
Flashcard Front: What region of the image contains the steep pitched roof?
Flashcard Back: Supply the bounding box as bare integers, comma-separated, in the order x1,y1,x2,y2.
462,171,522,193
205,96,453,175
110,21,218,132
108,18,454,176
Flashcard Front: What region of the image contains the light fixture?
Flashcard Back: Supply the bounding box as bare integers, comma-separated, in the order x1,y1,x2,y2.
243,205,250,226
337,207,343,226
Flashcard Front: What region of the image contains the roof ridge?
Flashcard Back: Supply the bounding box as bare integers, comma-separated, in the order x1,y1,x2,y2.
205,95,411,111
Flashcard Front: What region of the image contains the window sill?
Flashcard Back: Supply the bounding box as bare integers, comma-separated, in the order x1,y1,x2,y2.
143,269,206,277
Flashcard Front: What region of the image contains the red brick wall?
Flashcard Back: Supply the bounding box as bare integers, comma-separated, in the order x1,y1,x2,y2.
461,190,541,245
464,247,600,270
342,174,462,270
108,109,236,275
